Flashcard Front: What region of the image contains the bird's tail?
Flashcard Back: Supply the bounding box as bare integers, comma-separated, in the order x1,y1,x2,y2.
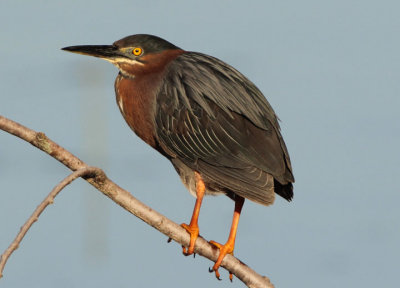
274,180,293,202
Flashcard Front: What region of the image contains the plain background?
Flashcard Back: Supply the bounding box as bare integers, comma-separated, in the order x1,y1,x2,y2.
1,1,399,287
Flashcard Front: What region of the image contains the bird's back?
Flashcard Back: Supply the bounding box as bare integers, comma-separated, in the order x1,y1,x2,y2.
154,52,294,205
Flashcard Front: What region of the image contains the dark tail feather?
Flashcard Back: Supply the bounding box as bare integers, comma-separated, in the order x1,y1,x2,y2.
274,180,293,202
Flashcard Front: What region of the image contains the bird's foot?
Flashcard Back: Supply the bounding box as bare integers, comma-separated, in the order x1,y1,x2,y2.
209,240,234,281
180,223,199,256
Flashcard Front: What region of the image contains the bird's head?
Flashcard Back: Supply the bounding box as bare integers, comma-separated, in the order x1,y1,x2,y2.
62,34,183,77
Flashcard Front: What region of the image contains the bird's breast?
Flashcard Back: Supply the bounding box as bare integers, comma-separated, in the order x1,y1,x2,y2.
115,73,159,148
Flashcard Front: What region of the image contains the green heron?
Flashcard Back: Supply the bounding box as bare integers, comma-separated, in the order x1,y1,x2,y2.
62,34,294,280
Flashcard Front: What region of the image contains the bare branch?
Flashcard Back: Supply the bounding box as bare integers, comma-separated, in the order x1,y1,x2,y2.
0,115,274,288
0,167,102,278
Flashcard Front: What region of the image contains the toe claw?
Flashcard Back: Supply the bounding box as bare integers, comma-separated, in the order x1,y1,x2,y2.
215,269,221,280
209,266,222,280
182,246,188,256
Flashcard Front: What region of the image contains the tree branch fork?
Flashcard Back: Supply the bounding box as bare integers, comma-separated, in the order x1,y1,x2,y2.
0,115,274,288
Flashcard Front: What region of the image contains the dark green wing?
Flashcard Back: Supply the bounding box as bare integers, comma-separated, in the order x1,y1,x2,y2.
155,52,294,204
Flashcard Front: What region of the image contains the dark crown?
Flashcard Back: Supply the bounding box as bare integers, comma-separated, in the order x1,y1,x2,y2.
113,34,180,53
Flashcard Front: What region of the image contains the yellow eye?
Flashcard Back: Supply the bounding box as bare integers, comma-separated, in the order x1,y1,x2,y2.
132,47,143,56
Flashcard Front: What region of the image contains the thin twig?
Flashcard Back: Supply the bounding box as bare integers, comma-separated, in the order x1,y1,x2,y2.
0,115,274,288
0,167,102,278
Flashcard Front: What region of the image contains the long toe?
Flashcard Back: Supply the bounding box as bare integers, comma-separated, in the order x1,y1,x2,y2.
181,223,199,255
209,240,235,280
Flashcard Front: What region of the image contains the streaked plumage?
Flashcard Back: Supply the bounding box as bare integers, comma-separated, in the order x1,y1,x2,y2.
155,51,294,205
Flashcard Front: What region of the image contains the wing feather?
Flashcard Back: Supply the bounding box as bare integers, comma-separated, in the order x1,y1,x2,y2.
155,52,294,203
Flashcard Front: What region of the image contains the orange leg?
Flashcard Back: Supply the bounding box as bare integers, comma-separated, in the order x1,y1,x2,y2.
181,172,205,256
209,195,245,281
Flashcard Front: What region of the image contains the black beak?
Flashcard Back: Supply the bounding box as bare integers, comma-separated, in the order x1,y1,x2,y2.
62,45,122,59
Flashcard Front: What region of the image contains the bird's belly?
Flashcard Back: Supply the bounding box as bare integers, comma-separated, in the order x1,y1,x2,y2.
171,158,226,198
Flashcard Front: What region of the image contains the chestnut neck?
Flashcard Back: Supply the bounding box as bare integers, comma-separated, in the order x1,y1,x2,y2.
114,49,184,150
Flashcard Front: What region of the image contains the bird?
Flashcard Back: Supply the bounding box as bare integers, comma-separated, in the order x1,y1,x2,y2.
62,34,294,280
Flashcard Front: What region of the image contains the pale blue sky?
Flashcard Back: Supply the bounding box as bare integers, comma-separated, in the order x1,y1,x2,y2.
1,1,399,287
